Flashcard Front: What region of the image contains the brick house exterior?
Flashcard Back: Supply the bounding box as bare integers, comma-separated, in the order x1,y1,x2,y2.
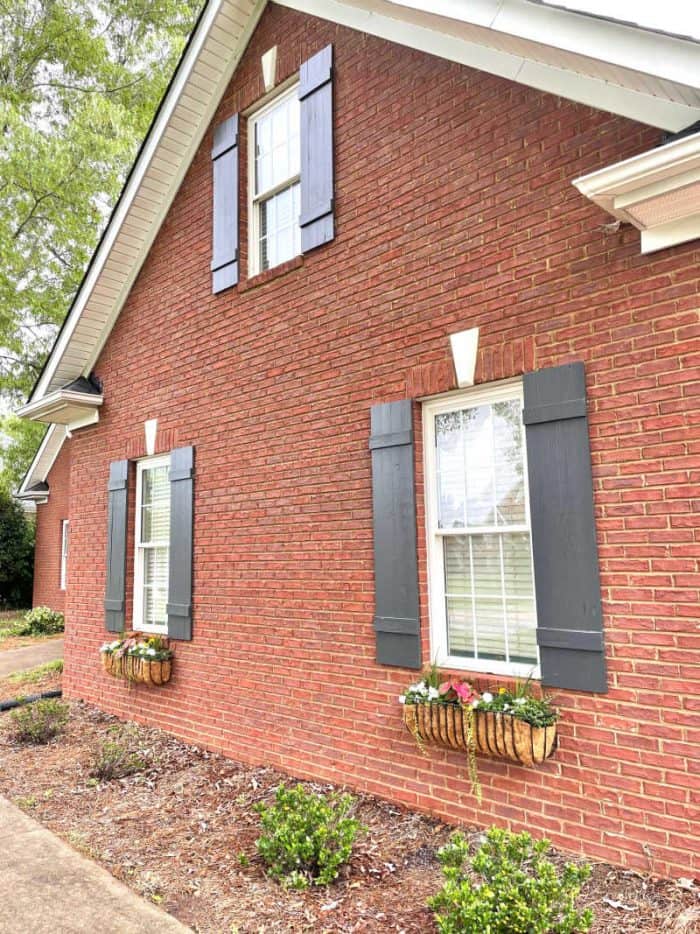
21,2,699,880
32,441,70,613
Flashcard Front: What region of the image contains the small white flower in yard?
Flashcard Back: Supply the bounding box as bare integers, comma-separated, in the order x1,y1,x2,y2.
428,687,439,700
482,692,493,703
398,695,406,704
515,697,526,705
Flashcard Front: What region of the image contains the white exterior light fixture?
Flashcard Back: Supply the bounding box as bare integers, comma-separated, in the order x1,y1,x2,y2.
449,327,479,388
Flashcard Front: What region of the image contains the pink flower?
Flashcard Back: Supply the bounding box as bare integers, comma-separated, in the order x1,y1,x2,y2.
438,681,453,695
454,682,476,702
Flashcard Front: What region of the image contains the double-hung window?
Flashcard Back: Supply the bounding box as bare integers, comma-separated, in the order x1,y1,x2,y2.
133,455,171,632
248,85,301,275
424,381,539,678
60,519,69,591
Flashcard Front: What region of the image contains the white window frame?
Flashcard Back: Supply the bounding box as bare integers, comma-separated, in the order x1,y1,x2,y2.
423,379,541,679
60,519,69,591
133,454,170,634
247,82,300,277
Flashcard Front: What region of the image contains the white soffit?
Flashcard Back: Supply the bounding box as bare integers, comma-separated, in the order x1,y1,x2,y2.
573,130,700,253
18,387,104,425
17,425,68,498
25,0,700,407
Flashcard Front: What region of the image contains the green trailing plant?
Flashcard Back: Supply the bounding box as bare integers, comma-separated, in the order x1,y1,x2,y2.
17,606,65,636
255,784,363,890
9,699,69,745
89,726,148,781
428,828,593,934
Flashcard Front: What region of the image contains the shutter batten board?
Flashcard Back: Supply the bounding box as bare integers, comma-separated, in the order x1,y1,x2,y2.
167,446,194,640
299,45,335,253
104,460,129,632
524,362,608,693
211,114,239,293
370,400,421,669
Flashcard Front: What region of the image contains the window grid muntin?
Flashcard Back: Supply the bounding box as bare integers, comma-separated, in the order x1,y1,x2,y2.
425,381,540,678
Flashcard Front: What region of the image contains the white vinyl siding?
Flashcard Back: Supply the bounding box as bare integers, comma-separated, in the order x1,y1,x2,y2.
60,519,69,591
248,85,300,275
424,381,540,678
133,455,170,632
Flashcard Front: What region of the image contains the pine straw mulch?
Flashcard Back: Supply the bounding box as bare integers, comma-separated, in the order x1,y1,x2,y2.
0,701,697,934
0,665,62,703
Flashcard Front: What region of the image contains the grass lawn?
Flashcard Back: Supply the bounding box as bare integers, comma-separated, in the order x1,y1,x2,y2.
0,700,695,933
0,660,63,703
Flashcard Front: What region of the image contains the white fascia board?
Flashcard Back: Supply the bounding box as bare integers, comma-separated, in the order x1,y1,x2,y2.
278,0,700,130
573,130,700,253
389,0,700,90
31,0,267,403
17,425,68,498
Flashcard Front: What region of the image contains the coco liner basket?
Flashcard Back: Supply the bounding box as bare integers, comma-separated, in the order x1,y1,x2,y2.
403,702,557,767
101,651,172,686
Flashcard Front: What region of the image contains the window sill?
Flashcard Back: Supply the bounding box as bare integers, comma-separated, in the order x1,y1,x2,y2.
240,254,303,292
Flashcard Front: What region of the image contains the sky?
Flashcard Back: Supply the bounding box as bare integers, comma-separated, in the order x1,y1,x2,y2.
546,1,700,40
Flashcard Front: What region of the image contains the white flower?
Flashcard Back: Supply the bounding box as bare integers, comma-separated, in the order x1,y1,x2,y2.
482,692,493,704
428,686,439,700
398,695,406,705
515,697,526,705
471,699,480,708
408,682,422,694
147,647,156,656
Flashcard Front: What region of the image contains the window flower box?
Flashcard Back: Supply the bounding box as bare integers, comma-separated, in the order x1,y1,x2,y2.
100,634,173,687
399,669,558,797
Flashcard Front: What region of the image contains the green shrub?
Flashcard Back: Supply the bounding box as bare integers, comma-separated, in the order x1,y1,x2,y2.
255,784,363,889
428,828,593,934
9,699,69,744
89,727,148,781
19,606,64,636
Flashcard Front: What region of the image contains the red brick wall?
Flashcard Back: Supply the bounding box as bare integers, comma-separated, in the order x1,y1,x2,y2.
33,440,70,613
62,6,699,878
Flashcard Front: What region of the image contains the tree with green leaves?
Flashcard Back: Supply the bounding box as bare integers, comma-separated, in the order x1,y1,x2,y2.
0,487,34,607
0,0,203,492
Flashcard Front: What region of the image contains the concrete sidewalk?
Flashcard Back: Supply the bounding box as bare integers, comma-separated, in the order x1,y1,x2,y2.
0,797,191,933
0,639,64,679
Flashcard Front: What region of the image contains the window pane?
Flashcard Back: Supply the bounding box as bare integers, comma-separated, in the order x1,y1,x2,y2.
471,533,501,596
141,465,170,544
464,405,495,526
506,599,538,665
254,92,300,196
143,546,169,628
493,398,525,525
473,597,506,661
444,535,471,595
259,182,300,272
446,597,474,657
502,532,534,597
436,412,466,528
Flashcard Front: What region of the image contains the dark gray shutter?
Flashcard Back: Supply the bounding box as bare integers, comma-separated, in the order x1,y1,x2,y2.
523,362,607,693
211,114,239,293
105,460,129,632
299,45,334,253
167,446,194,640
370,400,421,669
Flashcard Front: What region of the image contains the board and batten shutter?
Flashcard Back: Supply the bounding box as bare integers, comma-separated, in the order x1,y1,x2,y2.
167,446,194,640
523,362,607,693
299,45,335,253
370,400,421,669
105,460,129,632
211,114,239,293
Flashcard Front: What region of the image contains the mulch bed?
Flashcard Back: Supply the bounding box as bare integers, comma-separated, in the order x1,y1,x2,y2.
0,701,696,933
0,667,62,703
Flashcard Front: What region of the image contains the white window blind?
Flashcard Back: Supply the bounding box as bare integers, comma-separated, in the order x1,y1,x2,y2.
425,383,539,677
